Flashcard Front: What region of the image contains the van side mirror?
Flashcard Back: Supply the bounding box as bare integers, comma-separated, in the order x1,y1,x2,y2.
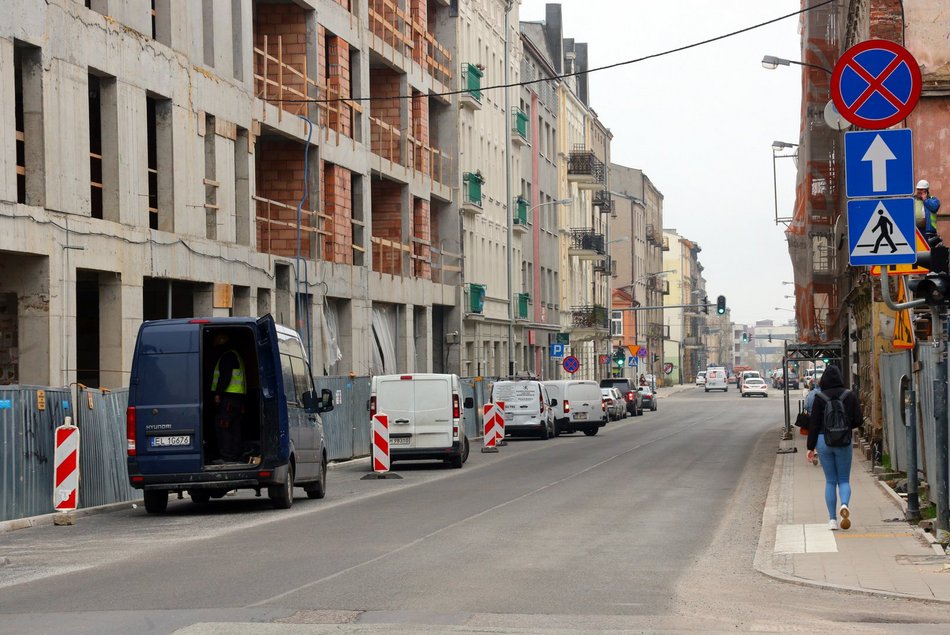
463,397,473,409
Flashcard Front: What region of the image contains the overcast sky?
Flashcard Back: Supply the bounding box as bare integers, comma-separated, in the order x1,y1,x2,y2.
519,0,802,327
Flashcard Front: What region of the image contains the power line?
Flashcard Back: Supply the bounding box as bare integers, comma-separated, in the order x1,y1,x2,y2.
270,0,834,105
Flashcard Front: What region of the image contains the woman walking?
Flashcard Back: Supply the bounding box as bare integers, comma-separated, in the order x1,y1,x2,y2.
806,365,863,530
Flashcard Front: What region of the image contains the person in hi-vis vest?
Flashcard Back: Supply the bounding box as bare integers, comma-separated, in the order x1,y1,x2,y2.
211,333,246,462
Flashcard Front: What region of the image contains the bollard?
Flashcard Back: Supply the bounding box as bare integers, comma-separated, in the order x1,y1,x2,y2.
53,416,80,522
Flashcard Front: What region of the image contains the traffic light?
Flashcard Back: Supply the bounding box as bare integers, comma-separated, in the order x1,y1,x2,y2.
702,296,709,314
613,347,625,368
916,242,949,274
742,332,749,343
768,333,772,343
912,238,950,305
652,353,659,363
716,295,726,315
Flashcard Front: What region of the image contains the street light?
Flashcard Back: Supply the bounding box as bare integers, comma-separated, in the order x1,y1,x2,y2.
761,55,832,74
775,307,795,312
772,140,798,226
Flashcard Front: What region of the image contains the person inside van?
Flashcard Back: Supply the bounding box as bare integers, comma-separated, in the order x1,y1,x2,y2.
211,333,246,463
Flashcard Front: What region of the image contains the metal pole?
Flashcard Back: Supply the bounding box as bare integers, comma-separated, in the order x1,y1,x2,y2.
504,0,515,377
782,342,791,440
902,361,921,521
771,150,779,225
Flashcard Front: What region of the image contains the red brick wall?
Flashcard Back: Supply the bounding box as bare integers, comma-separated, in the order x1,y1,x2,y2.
869,0,902,43
411,91,429,175
325,34,352,137
372,180,403,275
410,0,428,69
323,162,353,265
255,138,312,258
413,197,431,279
254,3,309,116
371,69,402,162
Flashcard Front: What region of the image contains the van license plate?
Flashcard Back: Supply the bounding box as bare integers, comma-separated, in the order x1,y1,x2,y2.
574,413,587,421
150,435,191,447
390,437,410,446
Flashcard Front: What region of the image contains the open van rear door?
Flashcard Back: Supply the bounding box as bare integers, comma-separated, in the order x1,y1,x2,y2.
257,315,289,461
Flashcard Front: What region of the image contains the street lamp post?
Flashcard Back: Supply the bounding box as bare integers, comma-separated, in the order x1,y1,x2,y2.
505,0,515,377
761,55,832,74
772,140,798,226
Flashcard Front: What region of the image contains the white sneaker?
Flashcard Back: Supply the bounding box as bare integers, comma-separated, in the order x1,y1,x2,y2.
839,504,851,530
828,519,839,530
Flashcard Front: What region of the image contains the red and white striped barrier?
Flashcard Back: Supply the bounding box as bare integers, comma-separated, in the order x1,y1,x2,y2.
53,417,80,511
482,402,504,451
372,413,390,473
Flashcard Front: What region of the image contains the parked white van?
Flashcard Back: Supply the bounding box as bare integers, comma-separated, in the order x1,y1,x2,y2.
369,373,470,468
543,380,606,436
704,367,728,392
491,379,557,439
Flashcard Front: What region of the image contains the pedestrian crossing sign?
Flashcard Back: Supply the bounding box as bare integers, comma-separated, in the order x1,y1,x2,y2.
847,198,916,266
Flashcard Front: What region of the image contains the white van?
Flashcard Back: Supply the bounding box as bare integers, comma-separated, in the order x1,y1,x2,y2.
491,379,557,439
543,380,607,436
705,367,728,392
370,373,469,468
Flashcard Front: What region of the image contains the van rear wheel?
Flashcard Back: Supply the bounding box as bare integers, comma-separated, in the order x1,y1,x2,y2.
269,464,294,509
583,428,599,436
143,490,168,514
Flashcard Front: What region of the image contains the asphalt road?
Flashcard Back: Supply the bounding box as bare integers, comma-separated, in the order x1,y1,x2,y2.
2,387,950,634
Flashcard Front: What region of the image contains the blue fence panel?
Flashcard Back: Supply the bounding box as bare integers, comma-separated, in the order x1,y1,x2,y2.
75,388,138,508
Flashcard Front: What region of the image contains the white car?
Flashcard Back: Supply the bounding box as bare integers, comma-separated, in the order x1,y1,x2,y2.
741,377,769,398
695,371,707,386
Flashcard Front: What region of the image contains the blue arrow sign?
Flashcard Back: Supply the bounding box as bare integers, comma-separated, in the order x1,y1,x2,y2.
847,198,916,266
844,129,913,198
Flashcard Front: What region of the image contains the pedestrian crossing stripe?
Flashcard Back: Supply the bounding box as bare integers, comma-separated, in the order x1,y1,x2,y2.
852,201,913,257
870,227,930,276
893,277,915,350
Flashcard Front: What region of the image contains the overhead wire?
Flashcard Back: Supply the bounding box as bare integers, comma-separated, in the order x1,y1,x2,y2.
269,0,835,106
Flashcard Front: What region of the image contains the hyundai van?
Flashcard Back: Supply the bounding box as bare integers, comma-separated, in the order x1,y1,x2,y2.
126,316,333,513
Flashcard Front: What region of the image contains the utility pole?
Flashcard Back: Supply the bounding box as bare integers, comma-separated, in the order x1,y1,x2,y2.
504,0,515,377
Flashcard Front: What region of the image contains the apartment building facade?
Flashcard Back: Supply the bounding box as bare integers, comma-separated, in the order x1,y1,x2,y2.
662,229,705,384
1,0,462,387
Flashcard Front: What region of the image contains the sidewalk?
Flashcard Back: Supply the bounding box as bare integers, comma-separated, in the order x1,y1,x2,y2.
755,430,950,601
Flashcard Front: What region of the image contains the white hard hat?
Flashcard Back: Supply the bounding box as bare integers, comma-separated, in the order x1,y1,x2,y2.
917,179,930,190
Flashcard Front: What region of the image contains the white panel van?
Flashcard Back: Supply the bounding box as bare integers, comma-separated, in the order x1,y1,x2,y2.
370,373,469,468
543,380,607,436
491,379,557,439
705,367,728,392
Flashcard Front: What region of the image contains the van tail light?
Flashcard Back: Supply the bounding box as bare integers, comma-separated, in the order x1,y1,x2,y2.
563,399,570,414
126,407,136,456
452,394,461,419
369,396,377,419
539,392,545,412
602,398,606,412
626,391,635,402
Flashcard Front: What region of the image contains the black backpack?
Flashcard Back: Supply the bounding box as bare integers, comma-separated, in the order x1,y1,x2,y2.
817,390,852,447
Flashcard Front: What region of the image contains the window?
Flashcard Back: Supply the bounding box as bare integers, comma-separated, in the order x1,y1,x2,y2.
279,354,295,403
611,311,623,336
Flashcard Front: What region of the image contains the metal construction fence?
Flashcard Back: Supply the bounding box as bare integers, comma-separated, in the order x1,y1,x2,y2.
0,386,73,522
879,348,940,504
1,376,495,523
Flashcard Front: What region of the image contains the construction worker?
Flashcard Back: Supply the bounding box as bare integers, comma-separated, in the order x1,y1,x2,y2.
211,333,246,462
914,179,941,239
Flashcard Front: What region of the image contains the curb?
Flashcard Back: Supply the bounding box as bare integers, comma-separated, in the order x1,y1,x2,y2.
0,499,143,534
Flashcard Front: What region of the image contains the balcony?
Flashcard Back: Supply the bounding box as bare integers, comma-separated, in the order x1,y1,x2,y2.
568,228,605,260
570,305,610,341
516,293,530,321
567,145,606,190
593,256,616,277
684,336,703,349
459,63,483,110
461,171,485,215
647,322,669,340
511,107,529,147
593,189,613,215
646,275,670,295
513,197,529,233
661,235,670,251
646,223,661,247
468,283,486,316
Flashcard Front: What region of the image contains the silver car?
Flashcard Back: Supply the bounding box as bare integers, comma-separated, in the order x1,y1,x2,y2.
601,387,626,421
